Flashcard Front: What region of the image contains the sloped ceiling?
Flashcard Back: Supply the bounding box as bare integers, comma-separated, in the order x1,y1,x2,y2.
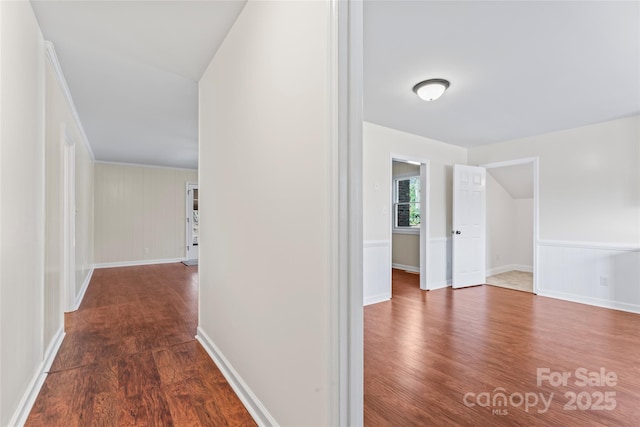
487,163,533,199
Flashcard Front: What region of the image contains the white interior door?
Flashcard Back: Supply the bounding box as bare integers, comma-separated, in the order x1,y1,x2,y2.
452,165,486,288
186,183,199,261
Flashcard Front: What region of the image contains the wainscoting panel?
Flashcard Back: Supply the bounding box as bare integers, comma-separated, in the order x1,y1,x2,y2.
363,240,391,305
537,241,640,313
428,237,452,290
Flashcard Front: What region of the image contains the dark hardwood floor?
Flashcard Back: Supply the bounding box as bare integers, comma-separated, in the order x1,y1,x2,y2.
27,263,255,426
364,269,640,426
27,265,639,425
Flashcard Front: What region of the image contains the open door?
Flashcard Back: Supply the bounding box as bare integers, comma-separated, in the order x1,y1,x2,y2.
452,165,486,288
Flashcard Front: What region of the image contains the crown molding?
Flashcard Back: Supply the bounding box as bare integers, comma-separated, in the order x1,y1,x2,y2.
44,41,95,161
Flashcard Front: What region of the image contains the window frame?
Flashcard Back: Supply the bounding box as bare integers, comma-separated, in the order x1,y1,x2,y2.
392,173,421,235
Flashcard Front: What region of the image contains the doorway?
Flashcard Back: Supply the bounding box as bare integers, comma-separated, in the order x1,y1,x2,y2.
184,182,199,265
390,155,429,293
482,158,538,293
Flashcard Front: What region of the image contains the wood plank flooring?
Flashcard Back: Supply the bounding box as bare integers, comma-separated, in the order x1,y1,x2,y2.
26,263,255,427
364,269,640,426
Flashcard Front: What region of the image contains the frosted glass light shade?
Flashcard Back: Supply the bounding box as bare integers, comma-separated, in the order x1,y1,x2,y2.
413,79,450,101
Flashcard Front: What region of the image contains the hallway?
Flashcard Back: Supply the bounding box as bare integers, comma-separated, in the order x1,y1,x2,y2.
26,264,255,426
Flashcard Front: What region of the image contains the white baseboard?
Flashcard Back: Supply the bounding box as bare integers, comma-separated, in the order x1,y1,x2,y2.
392,263,419,273
363,292,391,306
536,289,640,315
94,258,184,269
486,264,533,276
8,327,65,427
512,264,533,273
73,267,94,310
196,327,278,427
429,280,451,291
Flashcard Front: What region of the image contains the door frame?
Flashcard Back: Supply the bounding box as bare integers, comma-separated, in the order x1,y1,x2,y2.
389,154,430,291
185,182,198,261
333,0,363,424
480,157,539,294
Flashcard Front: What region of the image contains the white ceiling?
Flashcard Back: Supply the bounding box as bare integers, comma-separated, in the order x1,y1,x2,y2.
487,163,533,199
364,1,640,147
31,0,247,169
30,1,640,169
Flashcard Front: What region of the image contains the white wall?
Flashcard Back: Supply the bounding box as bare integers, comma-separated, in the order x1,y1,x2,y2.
392,234,419,270
486,172,533,275
43,52,96,347
469,115,640,244
363,122,467,297
75,139,94,298
486,172,516,273
94,163,196,266
198,1,334,425
365,122,467,240
470,115,640,312
0,2,46,424
513,198,533,268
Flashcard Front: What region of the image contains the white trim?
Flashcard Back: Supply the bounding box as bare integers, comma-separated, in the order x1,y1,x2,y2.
196,328,278,427
429,236,448,242
429,280,452,291
43,328,65,373
392,263,419,273
8,327,65,427
486,264,534,277
363,240,389,248
44,41,94,161
536,290,640,315
392,227,420,235
538,239,640,251
486,265,514,277
512,264,533,273
95,160,197,173
327,1,340,423
363,292,391,306
185,182,199,261
334,0,364,424
74,267,94,311
393,171,420,180
479,157,539,169
93,258,184,269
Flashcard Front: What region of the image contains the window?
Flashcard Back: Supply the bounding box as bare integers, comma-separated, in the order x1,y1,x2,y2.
394,175,420,231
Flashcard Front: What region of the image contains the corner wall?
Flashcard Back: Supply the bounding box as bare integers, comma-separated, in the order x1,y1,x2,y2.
198,1,334,425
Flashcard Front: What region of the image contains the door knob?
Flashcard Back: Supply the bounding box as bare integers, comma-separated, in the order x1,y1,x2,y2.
453,230,461,235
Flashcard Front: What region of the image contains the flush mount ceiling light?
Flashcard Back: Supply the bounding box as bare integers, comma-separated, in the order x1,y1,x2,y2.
413,78,450,102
